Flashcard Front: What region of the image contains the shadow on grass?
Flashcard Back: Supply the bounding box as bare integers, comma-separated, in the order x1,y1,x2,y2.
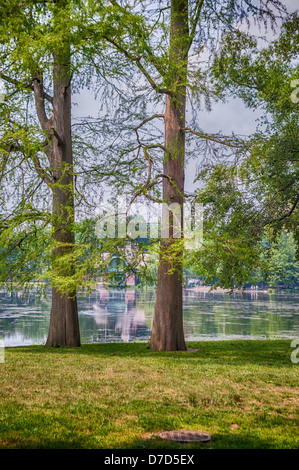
1,430,289,450
7,339,293,368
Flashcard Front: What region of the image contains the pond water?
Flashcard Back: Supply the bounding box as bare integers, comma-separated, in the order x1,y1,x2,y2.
0,287,298,347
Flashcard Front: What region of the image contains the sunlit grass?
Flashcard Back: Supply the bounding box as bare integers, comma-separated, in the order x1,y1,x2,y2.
0,340,298,448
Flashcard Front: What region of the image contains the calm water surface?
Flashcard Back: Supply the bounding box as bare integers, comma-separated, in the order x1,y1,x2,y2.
0,287,298,347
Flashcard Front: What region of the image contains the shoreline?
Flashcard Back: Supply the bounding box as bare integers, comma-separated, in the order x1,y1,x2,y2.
183,286,298,294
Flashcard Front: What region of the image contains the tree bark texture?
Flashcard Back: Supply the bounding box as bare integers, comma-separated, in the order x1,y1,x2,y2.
150,0,189,351
44,2,80,347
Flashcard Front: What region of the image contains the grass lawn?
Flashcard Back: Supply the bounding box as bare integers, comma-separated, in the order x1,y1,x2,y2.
0,340,298,449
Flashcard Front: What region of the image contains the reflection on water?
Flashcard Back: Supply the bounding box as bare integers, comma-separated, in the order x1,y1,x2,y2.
0,287,298,347
183,288,299,341
86,288,149,344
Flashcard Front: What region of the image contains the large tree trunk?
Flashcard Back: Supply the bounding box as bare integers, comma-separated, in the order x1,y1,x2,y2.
45,35,81,347
149,0,189,351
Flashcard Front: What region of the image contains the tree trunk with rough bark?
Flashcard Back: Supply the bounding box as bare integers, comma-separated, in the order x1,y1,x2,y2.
149,0,189,351
45,49,80,347
43,4,80,347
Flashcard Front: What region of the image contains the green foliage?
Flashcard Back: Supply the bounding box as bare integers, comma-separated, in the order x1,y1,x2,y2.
266,231,299,287
0,225,50,293
211,12,299,115
185,164,264,288
209,12,299,246
184,10,298,290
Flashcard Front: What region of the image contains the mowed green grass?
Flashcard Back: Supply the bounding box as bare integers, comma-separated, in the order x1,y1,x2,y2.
0,340,298,449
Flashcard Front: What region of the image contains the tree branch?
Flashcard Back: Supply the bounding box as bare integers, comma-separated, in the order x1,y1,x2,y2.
134,114,165,131
264,194,299,225
186,0,205,55
33,73,53,130
182,127,248,148
50,127,64,146
31,153,54,186
127,172,176,213
134,115,164,150
109,0,166,78
6,142,53,186
103,36,173,96
0,72,53,103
